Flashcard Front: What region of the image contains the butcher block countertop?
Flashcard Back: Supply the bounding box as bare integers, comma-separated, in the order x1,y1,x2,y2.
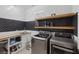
0,30,31,41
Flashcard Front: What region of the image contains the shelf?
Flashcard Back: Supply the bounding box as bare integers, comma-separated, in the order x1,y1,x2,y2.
9,41,22,47
11,48,23,54
36,13,76,21
10,42,22,54
35,26,75,30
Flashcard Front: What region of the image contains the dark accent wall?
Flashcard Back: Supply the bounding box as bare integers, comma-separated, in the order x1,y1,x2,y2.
0,18,25,32
25,21,35,30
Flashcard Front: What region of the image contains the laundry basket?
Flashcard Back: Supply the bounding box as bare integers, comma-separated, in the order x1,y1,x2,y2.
0,40,8,54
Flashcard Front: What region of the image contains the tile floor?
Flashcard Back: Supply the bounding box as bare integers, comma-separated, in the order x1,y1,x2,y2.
17,48,31,54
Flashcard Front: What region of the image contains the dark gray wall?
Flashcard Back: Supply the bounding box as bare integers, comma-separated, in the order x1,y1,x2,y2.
25,21,35,30
0,18,25,32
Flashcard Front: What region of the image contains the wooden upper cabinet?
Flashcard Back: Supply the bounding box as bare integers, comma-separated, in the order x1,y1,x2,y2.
36,13,76,20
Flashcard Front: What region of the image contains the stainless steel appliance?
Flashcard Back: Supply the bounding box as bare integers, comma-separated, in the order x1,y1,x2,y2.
50,32,77,54
31,31,51,54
